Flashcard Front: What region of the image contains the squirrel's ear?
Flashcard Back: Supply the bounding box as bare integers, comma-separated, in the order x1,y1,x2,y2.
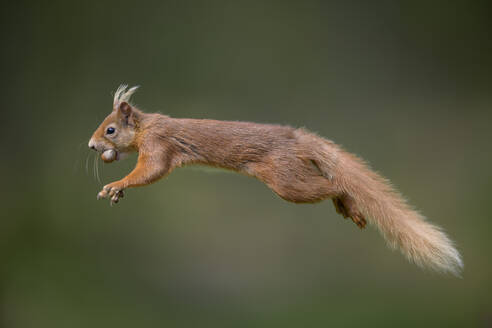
117,102,137,125
118,102,132,116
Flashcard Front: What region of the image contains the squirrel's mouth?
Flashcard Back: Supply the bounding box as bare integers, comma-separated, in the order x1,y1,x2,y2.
101,149,118,163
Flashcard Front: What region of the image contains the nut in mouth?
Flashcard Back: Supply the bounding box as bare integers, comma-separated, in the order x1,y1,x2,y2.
101,149,118,163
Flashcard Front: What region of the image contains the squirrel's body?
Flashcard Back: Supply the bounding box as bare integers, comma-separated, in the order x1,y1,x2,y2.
141,116,339,204
89,85,463,275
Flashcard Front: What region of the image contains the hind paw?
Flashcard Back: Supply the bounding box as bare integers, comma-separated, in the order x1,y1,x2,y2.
350,214,367,229
332,198,349,218
332,196,367,229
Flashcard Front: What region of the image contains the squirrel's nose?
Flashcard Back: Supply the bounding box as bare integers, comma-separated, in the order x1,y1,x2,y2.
88,139,96,150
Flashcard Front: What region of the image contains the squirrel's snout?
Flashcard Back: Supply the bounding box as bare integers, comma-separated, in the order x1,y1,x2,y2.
88,139,97,151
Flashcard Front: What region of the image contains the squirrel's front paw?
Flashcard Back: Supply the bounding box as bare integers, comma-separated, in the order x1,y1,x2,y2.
97,184,125,205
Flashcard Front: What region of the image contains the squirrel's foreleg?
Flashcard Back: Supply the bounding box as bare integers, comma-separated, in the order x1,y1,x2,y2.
97,149,171,204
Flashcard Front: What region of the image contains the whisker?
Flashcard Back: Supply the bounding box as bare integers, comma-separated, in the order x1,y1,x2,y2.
95,155,101,184
75,148,89,174
85,150,91,176
93,154,97,182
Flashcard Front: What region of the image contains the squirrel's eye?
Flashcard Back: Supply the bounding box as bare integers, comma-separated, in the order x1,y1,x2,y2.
106,127,115,135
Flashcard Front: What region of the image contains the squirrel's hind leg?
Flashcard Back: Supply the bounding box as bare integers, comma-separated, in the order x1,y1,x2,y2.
250,166,340,203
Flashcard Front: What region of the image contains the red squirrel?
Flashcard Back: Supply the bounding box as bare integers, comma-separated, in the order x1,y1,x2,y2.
88,85,463,275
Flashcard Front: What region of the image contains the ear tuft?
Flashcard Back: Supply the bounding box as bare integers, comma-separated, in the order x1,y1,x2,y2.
119,102,132,116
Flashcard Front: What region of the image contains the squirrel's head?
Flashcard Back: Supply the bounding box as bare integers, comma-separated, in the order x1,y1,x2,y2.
88,85,140,163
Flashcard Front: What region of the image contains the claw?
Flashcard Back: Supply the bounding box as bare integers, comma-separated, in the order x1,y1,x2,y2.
351,215,367,229
110,193,120,205
111,193,119,202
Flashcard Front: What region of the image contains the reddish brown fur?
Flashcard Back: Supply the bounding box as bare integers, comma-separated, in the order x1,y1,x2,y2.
88,96,463,275
91,107,352,217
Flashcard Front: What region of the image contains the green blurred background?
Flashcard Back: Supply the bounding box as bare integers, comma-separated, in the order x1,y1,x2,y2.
2,0,491,327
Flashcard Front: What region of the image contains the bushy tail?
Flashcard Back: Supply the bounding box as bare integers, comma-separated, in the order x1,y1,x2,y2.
336,151,463,276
